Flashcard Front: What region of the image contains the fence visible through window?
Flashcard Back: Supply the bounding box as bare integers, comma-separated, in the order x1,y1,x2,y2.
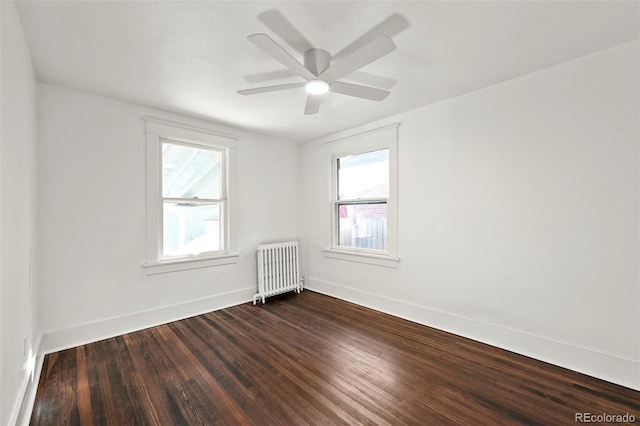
335,148,389,252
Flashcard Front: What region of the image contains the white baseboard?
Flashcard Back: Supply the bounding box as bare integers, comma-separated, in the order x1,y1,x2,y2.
39,287,256,355
7,372,29,426
14,354,44,426
9,332,44,426
306,276,640,391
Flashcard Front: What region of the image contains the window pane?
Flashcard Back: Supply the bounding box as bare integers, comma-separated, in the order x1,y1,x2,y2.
163,202,223,256
337,202,387,250
338,149,388,200
162,141,222,199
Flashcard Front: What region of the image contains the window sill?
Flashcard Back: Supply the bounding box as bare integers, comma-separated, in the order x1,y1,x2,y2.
143,252,240,275
322,249,400,268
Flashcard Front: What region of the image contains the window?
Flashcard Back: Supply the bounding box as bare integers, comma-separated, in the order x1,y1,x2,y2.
144,118,238,274
324,123,399,268
335,149,389,251
161,140,225,258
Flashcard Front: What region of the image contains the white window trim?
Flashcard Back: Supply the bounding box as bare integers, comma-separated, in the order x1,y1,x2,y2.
323,123,400,268
158,139,227,262
143,117,239,274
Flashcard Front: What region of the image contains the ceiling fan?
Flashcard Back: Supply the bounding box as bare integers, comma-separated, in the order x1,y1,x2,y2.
237,13,402,115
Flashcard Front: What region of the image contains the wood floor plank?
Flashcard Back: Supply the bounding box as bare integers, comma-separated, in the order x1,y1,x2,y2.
31,291,639,425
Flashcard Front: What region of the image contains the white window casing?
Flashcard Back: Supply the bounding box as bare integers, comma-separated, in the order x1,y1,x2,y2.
322,123,400,268
143,117,239,274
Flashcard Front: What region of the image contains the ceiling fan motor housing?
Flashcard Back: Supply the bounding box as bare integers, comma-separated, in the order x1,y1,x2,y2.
304,48,331,77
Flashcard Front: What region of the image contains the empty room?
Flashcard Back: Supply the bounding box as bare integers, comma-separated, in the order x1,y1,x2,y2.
1,0,639,424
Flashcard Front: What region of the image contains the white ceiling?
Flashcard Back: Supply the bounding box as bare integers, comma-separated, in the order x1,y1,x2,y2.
15,1,640,143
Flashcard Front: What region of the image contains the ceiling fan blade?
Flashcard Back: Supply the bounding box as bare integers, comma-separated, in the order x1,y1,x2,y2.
258,10,314,55
244,69,295,84
320,35,396,83
248,33,315,80
304,94,323,115
237,82,305,96
333,13,409,61
330,81,390,101
346,71,396,90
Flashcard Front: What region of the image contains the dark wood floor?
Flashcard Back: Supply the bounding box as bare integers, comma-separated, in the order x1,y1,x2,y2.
32,291,639,425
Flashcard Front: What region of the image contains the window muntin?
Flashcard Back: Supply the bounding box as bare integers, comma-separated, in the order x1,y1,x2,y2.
160,139,226,259
334,148,389,252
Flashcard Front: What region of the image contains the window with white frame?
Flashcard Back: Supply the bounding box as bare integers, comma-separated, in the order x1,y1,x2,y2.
144,118,238,274
161,140,225,258
334,148,389,251
325,123,399,268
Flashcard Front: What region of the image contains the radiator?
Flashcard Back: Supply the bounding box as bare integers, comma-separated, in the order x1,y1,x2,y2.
254,241,303,304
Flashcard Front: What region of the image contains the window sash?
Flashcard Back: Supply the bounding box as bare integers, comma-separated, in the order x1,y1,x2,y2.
161,197,225,204
332,197,389,253
161,138,227,200
331,147,391,255
159,139,227,261
336,148,389,201
159,200,226,261
332,198,388,254
334,197,387,205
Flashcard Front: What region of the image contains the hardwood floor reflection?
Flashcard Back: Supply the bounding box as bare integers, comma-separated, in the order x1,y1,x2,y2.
31,291,639,425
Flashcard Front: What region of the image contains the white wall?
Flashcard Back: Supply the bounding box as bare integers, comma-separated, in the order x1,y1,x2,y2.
0,1,39,424
301,41,640,390
36,84,300,351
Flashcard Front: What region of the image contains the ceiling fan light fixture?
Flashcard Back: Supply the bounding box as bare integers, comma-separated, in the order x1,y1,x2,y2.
305,79,330,95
